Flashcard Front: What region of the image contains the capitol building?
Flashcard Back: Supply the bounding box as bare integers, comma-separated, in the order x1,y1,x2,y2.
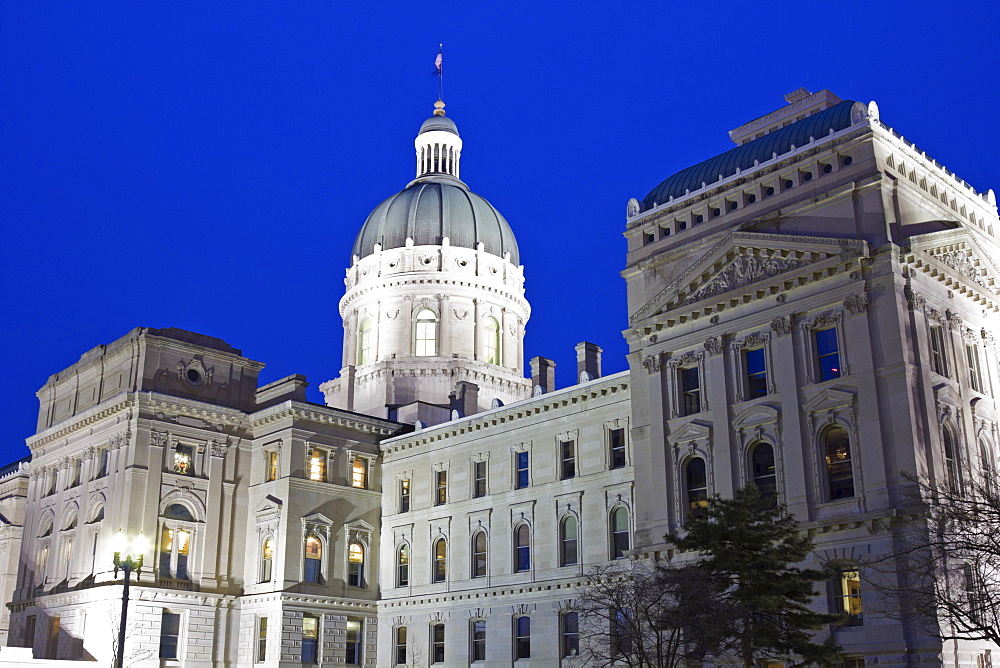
0,88,997,666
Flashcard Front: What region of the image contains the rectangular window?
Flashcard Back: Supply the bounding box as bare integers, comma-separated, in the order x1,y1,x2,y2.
302,616,319,663
471,619,486,661
431,623,445,663
562,612,579,658
159,612,180,659
308,448,326,482
435,471,447,506
745,347,767,398
97,449,109,478
679,366,701,416
399,479,411,512
560,441,576,480
835,569,863,626
71,459,82,487
345,619,362,665
967,344,984,392
395,626,407,665
265,451,278,482
173,445,193,475
351,457,367,489
256,617,267,662
815,328,842,382
515,451,529,489
929,325,948,376
610,428,626,469
473,461,487,498
514,616,530,660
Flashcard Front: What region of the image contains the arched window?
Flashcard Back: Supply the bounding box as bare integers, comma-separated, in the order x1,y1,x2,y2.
823,426,854,500
483,316,500,365
943,430,961,491
348,542,365,587
396,544,409,587
164,503,194,521
750,442,777,506
472,531,487,578
433,538,447,583
260,537,274,583
414,309,438,357
514,524,530,572
357,318,372,365
611,507,630,559
304,535,322,583
684,457,708,520
560,516,578,567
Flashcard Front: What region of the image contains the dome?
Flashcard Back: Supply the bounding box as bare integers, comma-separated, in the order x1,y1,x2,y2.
419,115,459,136
352,175,520,265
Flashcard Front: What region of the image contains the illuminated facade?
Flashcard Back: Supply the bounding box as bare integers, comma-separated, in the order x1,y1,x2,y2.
2,90,998,666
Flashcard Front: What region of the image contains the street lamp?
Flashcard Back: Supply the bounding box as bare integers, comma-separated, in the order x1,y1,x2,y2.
111,531,148,668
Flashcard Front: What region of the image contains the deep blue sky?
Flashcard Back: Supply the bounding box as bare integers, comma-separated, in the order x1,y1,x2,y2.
2,2,998,461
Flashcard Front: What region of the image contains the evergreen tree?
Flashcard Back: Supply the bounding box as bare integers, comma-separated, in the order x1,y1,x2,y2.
668,485,842,667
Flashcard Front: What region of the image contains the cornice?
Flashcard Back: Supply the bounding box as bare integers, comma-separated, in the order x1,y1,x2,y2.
250,401,405,436
27,393,136,450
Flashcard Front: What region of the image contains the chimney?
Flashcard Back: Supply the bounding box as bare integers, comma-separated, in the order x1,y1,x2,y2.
575,341,602,382
255,374,309,409
449,381,479,417
529,356,556,395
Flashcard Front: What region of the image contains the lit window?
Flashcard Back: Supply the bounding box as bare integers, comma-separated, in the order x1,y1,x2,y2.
431,623,445,663
834,567,863,626
610,428,626,469
473,461,487,498
256,616,267,662
815,328,841,382
435,471,447,506
415,309,438,357
265,450,278,482
562,612,579,657
515,451,529,489
685,457,708,520
929,325,948,376
396,544,409,587
351,457,367,489
399,479,411,512
260,537,274,583
173,445,193,475
611,507,630,559
750,442,777,506
348,542,365,587
159,527,190,580
395,626,407,665
304,535,322,583
159,611,180,659
472,531,487,578
560,440,575,480
679,366,701,416
514,524,530,572
745,347,767,398
471,620,486,661
966,343,984,392
302,615,319,663
308,448,326,482
433,539,447,583
483,316,500,365
560,516,578,566
357,318,372,365
823,426,854,500
345,619,362,665
514,616,530,659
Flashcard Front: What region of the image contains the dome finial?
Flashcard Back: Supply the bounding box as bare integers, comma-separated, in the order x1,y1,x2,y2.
433,100,446,117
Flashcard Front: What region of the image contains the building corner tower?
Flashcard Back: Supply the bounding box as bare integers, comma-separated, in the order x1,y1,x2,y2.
321,101,532,424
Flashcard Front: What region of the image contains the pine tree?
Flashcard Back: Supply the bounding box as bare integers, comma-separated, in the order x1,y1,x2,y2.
668,485,842,667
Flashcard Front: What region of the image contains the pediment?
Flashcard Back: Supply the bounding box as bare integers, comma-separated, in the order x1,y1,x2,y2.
630,232,868,325
905,229,999,296
347,518,376,533
801,387,855,414
971,397,997,425
667,419,712,444
733,403,780,429
254,495,283,515
302,511,334,526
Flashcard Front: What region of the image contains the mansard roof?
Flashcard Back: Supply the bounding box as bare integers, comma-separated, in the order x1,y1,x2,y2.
642,100,862,211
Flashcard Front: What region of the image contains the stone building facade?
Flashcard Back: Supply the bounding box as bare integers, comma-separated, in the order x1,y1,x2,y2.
2,90,998,666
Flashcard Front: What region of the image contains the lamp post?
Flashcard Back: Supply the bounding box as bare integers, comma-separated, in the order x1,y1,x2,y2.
111,531,148,668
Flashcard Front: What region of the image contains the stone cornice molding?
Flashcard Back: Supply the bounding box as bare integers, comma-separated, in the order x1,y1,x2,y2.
28,394,136,450
250,401,404,436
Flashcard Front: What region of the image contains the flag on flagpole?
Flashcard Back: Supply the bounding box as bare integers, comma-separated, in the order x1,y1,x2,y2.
434,52,442,73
